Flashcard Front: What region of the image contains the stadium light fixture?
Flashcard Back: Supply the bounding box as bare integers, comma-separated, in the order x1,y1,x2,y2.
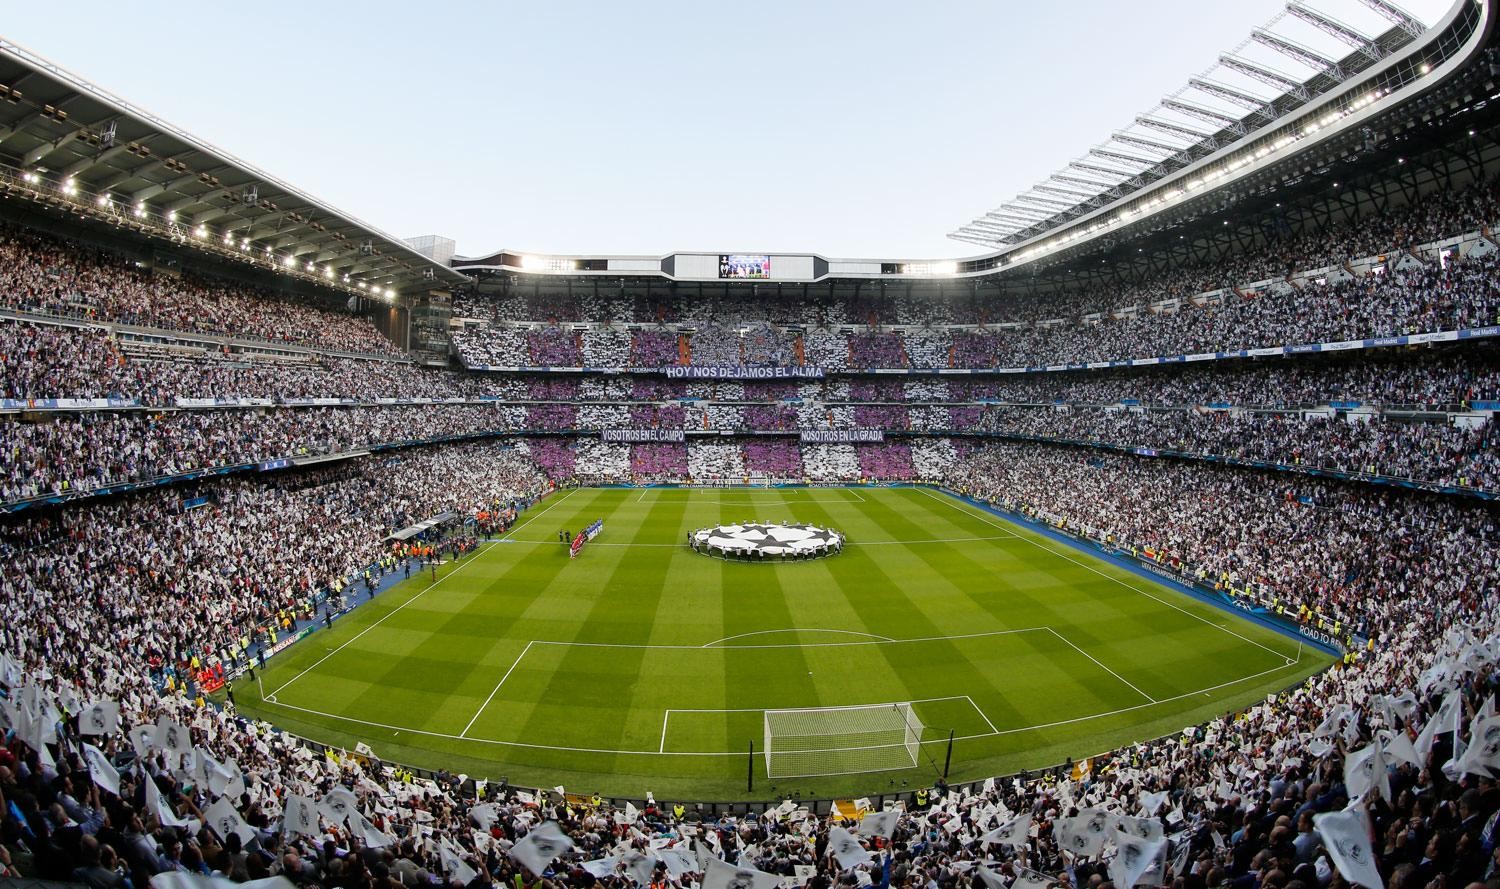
21,171,38,184
134,201,146,218
193,225,207,238
61,178,77,195
283,255,296,268
96,194,111,207
323,267,333,279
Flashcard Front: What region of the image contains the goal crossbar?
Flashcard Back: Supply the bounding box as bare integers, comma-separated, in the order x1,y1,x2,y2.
763,702,924,778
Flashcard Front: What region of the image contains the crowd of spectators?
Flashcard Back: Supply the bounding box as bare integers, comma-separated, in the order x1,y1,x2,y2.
448,250,1500,373
0,226,401,356
6,131,1500,889
3,428,1499,889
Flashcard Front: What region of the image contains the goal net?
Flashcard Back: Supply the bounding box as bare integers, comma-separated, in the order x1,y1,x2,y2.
763,702,924,778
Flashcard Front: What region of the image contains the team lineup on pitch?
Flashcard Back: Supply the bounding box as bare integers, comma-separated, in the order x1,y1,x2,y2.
235,485,1327,799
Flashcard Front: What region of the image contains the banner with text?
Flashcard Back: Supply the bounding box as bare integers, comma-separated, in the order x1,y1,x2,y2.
602,429,686,443
664,366,824,380
799,429,884,443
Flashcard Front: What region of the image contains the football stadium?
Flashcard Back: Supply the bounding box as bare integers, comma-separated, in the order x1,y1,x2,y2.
0,1,1498,888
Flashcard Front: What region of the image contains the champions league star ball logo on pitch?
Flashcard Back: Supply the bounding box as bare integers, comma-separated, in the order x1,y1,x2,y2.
688,522,844,561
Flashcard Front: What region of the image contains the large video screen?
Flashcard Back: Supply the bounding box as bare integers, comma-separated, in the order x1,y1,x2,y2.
719,254,770,279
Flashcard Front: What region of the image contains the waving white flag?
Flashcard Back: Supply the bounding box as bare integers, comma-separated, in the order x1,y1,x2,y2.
975,866,1007,889
82,744,120,796
507,820,574,877
1344,739,1390,802
1314,809,1383,889
620,851,658,886
142,769,191,829
317,787,359,825
205,797,256,846
440,841,478,885
856,810,899,839
1108,831,1167,889
981,813,1031,847
79,700,120,737
347,809,394,848
703,858,783,889
281,794,319,839
826,827,873,870
1455,714,1500,777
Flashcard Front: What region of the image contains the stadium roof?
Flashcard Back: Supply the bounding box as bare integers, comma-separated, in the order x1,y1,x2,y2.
949,0,1430,251
0,37,467,298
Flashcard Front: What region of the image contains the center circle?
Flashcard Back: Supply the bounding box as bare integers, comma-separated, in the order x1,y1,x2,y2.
688,522,845,561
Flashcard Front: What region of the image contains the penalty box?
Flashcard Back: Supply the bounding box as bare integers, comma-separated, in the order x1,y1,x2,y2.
460,630,1087,753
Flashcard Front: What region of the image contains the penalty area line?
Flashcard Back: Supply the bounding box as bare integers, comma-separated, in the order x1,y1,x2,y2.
915,487,1298,664
461,641,536,738
255,655,1308,756
263,490,577,700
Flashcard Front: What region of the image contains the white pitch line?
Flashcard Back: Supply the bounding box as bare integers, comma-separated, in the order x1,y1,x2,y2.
916,487,1297,663
964,694,1000,734
1045,627,1157,703
461,640,535,738
257,656,1308,756
531,626,1047,651
496,535,1014,548
264,490,577,699
659,711,671,754
665,693,987,714
702,628,895,647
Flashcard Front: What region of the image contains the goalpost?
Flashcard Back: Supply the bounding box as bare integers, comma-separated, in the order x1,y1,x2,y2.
763,702,925,778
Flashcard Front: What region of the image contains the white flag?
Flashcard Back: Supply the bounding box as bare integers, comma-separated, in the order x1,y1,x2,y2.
470,803,499,831
1344,739,1390,802
975,865,1007,889
507,820,575,876
155,716,192,758
693,840,716,873
130,724,157,759
282,794,320,838
440,841,478,885
1455,714,1500,777
1114,815,1165,843
981,813,1031,847
1109,831,1167,889
1012,868,1055,889
856,810,899,839
582,858,618,878
703,858,783,889
826,827,872,870
317,787,359,824
82,744,120,796
1314,809,1383,889
79,700,120,737
657,848,696,879
205,797,256,846
347,809,394,848
1138,791,1168,817
1378,730,1421,769
620,851,658,886
142,770,189,829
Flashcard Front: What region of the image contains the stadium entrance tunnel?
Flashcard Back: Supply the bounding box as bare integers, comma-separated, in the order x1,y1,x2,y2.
687,522,845,561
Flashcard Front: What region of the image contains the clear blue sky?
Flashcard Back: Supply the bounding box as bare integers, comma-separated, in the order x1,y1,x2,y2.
2,0,1451,259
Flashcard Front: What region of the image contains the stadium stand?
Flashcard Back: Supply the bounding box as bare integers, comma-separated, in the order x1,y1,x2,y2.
5,3,1500,888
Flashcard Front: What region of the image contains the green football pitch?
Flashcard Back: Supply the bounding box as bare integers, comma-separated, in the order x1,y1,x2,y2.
234,485,1330,800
